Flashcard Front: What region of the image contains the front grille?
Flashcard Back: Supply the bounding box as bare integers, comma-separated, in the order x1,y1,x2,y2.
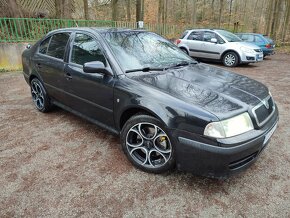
254,49,262,52
252,96,275,126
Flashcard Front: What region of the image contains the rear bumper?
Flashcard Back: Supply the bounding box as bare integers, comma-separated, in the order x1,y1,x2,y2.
263,49,275,56
173,108,279,178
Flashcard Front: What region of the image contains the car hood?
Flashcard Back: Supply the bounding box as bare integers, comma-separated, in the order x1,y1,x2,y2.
230,41,261,49
128,63,269,119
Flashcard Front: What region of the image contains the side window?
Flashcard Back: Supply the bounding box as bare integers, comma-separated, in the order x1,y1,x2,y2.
71,33,106,66
203,31,216,42
255,35,264,43
39,37,51,54
187,31,202,41
47,33,70,59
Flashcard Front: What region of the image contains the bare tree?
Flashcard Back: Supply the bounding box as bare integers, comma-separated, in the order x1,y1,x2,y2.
83,0,89,20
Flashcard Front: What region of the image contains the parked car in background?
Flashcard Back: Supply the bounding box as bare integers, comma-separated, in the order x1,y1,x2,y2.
22,28,278,178
235,33,275,57
176,29,264,67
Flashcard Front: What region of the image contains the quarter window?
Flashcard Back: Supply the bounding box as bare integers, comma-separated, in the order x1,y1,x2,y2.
187,31,202,41
71,33,106,66
39,37,51,54
47,33,70,59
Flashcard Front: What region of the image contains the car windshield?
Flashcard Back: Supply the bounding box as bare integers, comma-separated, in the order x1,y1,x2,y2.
216,30,242,42
101,31,195,72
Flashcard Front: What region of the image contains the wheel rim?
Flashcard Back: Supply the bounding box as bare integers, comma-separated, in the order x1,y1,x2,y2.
224,53,236,66
126,122,172,168
31,81,44,110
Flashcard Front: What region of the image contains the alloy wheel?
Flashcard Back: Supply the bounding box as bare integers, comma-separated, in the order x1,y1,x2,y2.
224,53,236,66
126,122,172,168
31,81,44,110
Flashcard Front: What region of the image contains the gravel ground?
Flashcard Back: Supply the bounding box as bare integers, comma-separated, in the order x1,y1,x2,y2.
0,54,289,217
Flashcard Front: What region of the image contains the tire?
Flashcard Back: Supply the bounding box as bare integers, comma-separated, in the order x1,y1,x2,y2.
120,114,175,173
180,48,189,55
222,51,239,67
30,78,52,112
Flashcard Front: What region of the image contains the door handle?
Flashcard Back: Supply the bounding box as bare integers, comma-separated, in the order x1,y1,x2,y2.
36,63,42,69
65,73,72,80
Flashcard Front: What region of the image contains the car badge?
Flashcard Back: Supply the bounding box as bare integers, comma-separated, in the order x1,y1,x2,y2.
262,99,269,109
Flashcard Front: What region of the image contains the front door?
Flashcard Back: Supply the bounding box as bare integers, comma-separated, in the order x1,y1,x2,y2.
200,31,224,60
63,32,115,127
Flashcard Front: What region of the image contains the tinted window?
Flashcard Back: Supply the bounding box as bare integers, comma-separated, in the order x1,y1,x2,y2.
203,31,216,42
187,31,202,41
39,37,50,54
47,33,70,59
71,33,106,66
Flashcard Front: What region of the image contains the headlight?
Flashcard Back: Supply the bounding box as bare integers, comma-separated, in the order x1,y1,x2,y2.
240,46,255,54
204,112,254,138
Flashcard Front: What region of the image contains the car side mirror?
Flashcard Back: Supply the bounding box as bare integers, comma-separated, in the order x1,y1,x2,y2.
83,61,113,76
210,38,218,43
26,44,31,49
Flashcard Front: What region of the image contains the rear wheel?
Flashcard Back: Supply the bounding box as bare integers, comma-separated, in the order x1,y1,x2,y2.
30,78,52,112
223,51,239,67
121,114,175,173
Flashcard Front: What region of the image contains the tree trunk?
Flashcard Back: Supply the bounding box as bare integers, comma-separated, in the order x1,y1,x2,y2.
83,0,89,20
112,0,118,21
282,0,290,43
55,0,61,18
218,0,224,28
192,0,197,26
126,0,131,21
7,0,23,17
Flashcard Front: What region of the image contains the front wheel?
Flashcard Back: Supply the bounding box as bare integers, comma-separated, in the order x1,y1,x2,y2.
121,114,175,173
222,52,239,67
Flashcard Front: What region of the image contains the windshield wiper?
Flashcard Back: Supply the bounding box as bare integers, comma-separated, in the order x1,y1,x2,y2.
125,67,164,73
166,60,197,69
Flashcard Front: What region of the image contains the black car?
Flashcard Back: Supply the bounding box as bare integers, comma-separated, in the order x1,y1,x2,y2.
22,28,278,178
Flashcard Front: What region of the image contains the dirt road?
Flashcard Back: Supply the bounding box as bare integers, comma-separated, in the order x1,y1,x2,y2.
0,54,289,217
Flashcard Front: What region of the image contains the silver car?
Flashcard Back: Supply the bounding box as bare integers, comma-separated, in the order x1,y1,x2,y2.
176,29,264,67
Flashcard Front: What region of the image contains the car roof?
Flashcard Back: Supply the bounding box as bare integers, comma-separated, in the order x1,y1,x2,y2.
236,33,263,36
184,28,226,32
47,27,147,35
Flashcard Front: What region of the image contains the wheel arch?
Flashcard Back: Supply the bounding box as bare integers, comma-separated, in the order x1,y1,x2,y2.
118,106,166,131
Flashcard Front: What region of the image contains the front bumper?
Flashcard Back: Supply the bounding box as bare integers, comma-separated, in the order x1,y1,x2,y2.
240,51,263,63
173,107,279,178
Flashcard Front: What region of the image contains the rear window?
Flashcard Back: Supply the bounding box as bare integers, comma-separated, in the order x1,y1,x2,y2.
241,34,254,42
47,33,70,59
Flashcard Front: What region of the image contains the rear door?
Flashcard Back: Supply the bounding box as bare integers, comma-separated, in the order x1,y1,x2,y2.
32,32,71,102
199,31,225,59
62,32,115,127
184,31,203,57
